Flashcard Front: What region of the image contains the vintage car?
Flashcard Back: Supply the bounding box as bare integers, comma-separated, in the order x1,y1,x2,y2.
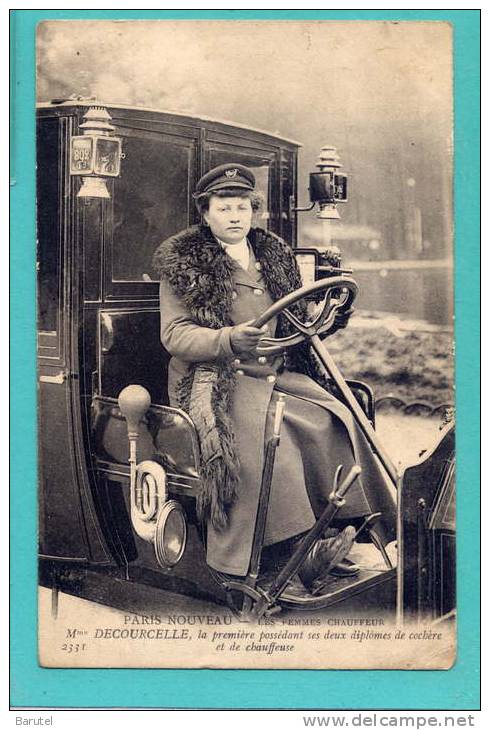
37,101,455,622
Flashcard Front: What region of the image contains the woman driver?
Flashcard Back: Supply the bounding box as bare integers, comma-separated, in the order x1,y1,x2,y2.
153,163,396,592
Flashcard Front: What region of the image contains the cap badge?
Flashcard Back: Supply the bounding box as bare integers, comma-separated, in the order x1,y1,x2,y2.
225,168,238,178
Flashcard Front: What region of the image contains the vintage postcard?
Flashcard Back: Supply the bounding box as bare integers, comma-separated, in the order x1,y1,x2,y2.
36,19,456,669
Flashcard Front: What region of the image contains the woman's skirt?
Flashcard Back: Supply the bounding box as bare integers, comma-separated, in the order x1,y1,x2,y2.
205,370,397,576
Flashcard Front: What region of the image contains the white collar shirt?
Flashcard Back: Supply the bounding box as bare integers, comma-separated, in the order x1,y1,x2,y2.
217,236,250,271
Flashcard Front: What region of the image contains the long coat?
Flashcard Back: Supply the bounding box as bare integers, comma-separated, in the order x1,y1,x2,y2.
159,244,397,576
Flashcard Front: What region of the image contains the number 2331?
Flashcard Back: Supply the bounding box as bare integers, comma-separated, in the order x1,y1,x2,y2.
61,643,87,652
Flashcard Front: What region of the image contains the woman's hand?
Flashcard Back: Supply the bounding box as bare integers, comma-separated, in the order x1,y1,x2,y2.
230,320,268,354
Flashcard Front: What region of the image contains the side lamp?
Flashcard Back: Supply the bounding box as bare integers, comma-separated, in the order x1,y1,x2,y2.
292,145,348,220
69,106,122,199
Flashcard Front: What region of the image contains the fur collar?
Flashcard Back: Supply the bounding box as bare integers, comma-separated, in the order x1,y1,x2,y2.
153,224,305,332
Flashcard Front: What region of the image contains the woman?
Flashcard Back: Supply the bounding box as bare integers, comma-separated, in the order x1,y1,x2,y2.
153,164,396,591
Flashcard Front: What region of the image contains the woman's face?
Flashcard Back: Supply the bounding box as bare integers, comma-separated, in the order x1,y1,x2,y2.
204,195,253,245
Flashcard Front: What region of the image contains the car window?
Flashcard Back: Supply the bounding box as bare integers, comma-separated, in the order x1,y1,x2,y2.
111,133,193,282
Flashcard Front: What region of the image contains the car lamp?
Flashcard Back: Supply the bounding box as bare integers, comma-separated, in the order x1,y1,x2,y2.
70,106,122,199
310,146,348,220
291,145,348,221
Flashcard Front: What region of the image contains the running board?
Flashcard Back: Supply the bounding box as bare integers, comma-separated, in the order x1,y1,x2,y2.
276,568,396,612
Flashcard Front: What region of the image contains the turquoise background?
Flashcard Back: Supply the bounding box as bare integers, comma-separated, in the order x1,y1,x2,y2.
10,9,480,710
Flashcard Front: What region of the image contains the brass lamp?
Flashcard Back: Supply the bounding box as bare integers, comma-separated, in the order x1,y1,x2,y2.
70,106,122,199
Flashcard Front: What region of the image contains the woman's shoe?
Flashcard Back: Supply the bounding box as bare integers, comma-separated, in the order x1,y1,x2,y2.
298,526,356,590
329,558,361,577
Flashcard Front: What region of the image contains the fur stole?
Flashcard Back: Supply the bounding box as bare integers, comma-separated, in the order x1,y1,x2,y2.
153,224,322,529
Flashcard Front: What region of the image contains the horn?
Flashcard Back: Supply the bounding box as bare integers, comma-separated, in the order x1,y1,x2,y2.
133,460,167,543
118,385,187,568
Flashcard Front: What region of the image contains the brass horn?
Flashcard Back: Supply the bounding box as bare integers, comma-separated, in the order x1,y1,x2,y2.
118,385,187,568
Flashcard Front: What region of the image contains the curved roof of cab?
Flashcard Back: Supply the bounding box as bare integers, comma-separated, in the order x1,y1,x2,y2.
36,99,303,148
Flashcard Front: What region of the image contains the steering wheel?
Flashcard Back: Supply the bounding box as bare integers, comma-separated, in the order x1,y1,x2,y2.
252,276,358,356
